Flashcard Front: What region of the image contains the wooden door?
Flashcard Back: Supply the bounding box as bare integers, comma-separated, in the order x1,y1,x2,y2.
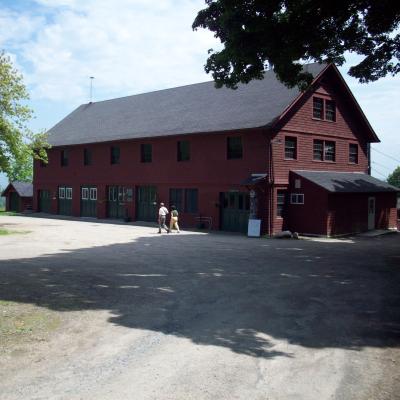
38,190,51,213
220,192,250,233
81,186,97,217
58,186,73,216
9,192,19,212
136,186,157,222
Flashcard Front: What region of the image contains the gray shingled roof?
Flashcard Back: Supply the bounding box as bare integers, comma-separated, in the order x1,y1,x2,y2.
1,182,33,197
47,63,327,146
294,171,399,193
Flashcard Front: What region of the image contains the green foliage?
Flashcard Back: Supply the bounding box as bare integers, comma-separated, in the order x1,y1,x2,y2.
0,52,50,180
387,166,400,188
193,1,400,89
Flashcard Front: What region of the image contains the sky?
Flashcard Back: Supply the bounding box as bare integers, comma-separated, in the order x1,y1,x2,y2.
0,0,399,188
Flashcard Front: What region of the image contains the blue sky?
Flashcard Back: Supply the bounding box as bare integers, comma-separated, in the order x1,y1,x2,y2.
1,0,399,188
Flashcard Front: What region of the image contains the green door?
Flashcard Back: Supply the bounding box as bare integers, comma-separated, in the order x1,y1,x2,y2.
58,186,73,216
136,186,157,222
107,186,125,219
38,190,51,213
9,192,19,212
220,192,250,233
81,186,97,217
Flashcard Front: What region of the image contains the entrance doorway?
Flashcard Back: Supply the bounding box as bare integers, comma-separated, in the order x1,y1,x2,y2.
220,192,250,233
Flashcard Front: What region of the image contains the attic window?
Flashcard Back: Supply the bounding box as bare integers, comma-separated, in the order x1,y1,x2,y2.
313,97,324,119
313,97,336,122
325,100,336,121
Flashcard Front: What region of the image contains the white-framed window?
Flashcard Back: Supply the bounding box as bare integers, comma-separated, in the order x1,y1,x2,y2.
90,188,97,201
82,187,89,200
66,187,72,199
290,193,304,204
59,187,65,199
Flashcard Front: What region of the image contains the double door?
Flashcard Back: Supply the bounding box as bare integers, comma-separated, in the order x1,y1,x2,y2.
136,186,157,222
220,192,250,233
81,186,97,217
58,186,73,216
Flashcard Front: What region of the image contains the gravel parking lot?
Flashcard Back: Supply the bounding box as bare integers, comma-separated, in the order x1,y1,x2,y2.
0,215,399,400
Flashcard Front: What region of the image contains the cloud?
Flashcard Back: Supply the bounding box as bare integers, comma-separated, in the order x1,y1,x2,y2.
2,0,219,104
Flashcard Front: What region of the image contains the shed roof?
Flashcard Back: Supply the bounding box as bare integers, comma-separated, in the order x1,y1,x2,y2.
1,182,33,198
47,63,327,146
293,171,399,193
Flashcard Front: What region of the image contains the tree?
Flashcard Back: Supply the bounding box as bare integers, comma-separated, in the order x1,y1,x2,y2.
0,52,49,182
193,1,400,89
387,166,400,188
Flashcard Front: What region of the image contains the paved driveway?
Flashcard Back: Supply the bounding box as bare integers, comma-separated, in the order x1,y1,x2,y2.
0,215,399,399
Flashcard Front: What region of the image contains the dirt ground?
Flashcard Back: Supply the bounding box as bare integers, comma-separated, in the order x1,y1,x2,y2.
0,215,399,400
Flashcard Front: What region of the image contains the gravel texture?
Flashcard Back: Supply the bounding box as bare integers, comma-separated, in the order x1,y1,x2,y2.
0,215,399,400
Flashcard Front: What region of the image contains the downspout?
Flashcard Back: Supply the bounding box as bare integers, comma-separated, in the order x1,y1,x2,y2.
268,136,274,236
367,143,371,175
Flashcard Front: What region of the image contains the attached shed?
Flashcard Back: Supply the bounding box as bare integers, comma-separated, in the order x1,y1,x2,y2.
287,171,399,236
1,182,33,213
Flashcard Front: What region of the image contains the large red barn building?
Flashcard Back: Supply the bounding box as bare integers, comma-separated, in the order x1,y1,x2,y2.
33,63,399,235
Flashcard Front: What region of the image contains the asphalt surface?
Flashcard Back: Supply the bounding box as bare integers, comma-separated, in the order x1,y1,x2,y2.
0,215,399,400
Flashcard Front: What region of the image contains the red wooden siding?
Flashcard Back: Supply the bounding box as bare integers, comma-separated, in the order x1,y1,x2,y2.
34,130,270,228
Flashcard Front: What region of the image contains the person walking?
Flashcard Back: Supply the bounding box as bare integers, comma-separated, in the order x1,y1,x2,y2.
169,205,180,233
157,202,170,233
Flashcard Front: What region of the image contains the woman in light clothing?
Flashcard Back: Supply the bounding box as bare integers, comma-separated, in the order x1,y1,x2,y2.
169,205,180,233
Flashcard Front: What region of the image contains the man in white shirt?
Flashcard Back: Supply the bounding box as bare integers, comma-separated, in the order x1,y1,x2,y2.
158,202,170,234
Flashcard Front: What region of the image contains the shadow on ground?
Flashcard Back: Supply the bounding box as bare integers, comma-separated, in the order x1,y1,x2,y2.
1,232,399,359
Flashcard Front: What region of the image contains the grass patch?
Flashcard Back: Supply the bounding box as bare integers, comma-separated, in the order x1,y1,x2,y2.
0,211,17,216
0,228,30,236
0,301,61,353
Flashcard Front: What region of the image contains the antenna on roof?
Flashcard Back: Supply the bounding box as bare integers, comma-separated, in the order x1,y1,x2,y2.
89,76,95,103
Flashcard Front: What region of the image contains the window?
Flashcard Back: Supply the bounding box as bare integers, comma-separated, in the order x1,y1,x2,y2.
141,144,152,163
313,140,336,162
285,137,297,159
324,141,336,162
90,188,97,201
325,100,336,121
177,141,190,162
66,187,72,199
227,137,243,159
277,191,286,217
81,187,89,200
349,143,358,164
169,188,183,211
313,140,324,161
61,149,69,166
313,97,324,119
59,187,65,199
111,146,120,164
84,148,92,166
290,193,304,204
185,189,198,213
124,188,133,202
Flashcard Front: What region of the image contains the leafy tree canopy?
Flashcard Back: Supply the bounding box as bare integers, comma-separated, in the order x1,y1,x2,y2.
0,52,49,182
387,166,400,188
193,0,400,89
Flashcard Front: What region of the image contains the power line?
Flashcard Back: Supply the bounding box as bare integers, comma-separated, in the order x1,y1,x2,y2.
372,160,392,171
371,167,388,179
372,147,400,164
